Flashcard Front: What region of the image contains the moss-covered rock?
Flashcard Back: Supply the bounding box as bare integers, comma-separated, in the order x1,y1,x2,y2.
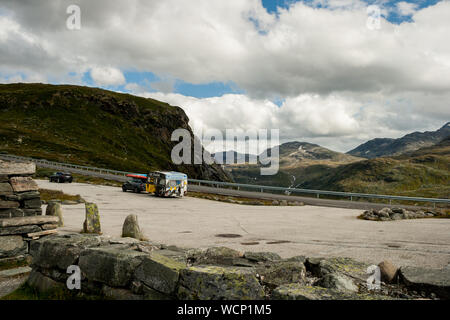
272,283,392,300
78,246,147,287
178,265,264,300
316,273,358,292
83,202,101,234
187,247,243,266
27,270,66,295
30,233,102,271
121,214,145,241
257,260,306,289
134,252,186,295
306,257,369,280
0,235,28,259
244,252,281,263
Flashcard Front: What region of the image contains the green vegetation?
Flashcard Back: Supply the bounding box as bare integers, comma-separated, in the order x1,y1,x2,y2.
0,83,229,181
39,189,84,203
35,167,122,187
231,137,450,200
0,257,31,272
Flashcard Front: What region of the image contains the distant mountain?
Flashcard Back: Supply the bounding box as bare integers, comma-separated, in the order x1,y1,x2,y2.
270,141,361,168
211,151,258,164
347,122,450,158
299,135,450,198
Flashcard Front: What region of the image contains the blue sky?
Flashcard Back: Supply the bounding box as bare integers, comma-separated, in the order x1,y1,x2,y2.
88,0,442,102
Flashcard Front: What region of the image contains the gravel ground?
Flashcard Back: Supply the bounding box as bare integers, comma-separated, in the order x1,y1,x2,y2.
37,180,450,269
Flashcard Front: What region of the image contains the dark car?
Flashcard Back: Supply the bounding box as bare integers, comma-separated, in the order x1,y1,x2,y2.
122,178,146,193
49,172,73,183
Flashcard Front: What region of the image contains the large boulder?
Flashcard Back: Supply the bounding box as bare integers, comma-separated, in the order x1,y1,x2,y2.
306,257,369,279
27,270,66,294
178,265,265,300
46,201,63,227
78,246,147,287
378,260,398,283
187,247,243,266
122,214,145,240
244,252,281,263
399,266,450,299
30,233,103,271
257,260,306,289
0,235,28,258
83,202,101,234
316,273,358,292
134,252,186,295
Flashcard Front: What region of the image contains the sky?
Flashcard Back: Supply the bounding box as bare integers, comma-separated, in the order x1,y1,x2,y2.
0,0,449,153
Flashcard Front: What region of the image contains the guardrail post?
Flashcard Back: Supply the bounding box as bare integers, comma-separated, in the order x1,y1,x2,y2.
317,194,319,198
350,196,353,201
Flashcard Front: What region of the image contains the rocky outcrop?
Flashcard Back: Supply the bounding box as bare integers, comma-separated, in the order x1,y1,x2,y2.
360,207,444,221
178,266,265,300
24,234,450,300
0,83,231,182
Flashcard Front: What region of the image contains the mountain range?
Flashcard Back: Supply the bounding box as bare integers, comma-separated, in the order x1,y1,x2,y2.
224,124,450,198
347,122,450,158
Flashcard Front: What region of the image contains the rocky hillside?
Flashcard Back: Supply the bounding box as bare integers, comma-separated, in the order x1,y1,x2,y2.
0,83,230,181
228,137,449,199
347,122,450,158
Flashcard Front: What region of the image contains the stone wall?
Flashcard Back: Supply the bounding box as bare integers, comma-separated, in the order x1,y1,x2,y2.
0,160,58,268
26,233,450,300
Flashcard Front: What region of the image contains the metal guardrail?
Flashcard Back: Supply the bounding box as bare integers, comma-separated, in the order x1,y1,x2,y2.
188,179,450,205
1,153,449,206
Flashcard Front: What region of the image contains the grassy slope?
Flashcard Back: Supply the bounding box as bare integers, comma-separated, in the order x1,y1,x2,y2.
0,83,229,181
231,138,449,199
298,138,450,198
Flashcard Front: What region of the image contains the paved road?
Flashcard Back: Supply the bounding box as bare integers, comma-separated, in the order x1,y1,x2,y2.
37,180,450,269
188,185,434,211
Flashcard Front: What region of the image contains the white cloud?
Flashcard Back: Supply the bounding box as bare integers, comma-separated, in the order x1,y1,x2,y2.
0,0,449,151
90,66,125,86
396,1,419,16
